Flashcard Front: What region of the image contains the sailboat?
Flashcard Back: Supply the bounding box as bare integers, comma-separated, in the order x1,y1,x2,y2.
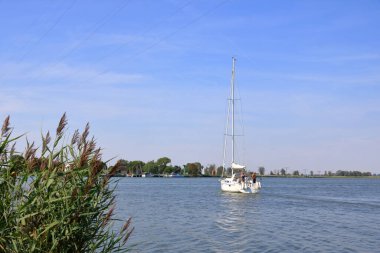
220,57,262,194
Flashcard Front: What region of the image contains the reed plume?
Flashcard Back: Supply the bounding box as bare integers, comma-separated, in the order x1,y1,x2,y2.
0,115,133,252
56,113,67,136
1,115,10,137
71,129,79,145
41,131,51,153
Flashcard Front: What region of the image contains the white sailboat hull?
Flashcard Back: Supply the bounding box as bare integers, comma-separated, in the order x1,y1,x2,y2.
220,176,261,193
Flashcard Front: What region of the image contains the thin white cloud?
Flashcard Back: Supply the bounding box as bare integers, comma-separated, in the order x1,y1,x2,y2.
0,62,146,87
0,61,148,118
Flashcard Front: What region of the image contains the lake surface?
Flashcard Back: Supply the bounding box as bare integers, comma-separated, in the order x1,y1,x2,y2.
113,177,380,253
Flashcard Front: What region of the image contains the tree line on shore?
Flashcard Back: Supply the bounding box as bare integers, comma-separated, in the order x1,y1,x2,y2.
10,147,373,179
111,158,376,178
11,150,374,179
110,157,224,177
268,168,374,177
109,158,267,177
7,154,266,178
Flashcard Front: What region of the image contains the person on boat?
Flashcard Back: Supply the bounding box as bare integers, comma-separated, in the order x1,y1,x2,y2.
241,172,246,188
252,172,257,184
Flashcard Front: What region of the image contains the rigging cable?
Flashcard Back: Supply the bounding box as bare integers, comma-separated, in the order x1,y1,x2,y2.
15,0,78,64
2,1,61,63
4,0,195,87
59,0,132,61
75,0,231,87
56,0,197,86
31,0,133,81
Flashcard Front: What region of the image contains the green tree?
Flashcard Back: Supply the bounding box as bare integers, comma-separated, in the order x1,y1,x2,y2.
259,166,265,176
204,164,216,176
186,163,199,177
194,162,203,174
157,157,171,174
143,160,157,174
173,165,182,174
129,160,145,174
113,159,128,175
216,166,224,176
164,165,174,174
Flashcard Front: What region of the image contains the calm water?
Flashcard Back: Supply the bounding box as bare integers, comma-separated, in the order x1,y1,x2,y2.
113,177,380,253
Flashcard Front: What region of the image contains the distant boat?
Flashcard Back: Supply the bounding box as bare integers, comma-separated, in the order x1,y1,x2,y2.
142,173,153,178
165,172,184,178
220,57,262,194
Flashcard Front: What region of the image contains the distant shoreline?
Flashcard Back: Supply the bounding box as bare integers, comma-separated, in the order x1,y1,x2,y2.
260,175,380,179
113,174,380,179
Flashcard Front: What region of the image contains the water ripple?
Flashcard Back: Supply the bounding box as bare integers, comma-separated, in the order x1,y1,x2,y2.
113,177,380,252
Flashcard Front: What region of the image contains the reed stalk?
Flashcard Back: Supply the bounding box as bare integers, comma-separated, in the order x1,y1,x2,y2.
0,114,133,253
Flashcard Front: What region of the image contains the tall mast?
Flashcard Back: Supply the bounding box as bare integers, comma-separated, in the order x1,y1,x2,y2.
231,57,236,173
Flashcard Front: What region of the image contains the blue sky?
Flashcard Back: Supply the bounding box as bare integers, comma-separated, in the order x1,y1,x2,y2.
1,0,379,173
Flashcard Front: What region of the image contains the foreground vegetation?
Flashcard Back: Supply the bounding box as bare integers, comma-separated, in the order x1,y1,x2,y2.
0,114,133,252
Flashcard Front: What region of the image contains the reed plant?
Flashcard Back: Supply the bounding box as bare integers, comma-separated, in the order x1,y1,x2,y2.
0,114,133,253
